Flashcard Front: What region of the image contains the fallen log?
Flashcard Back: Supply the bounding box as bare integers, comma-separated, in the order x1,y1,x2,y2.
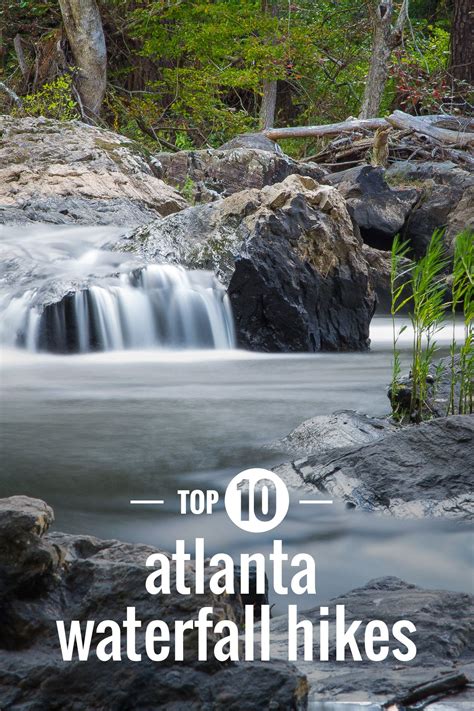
263,117,388,140
383,671,469,709
387,110,474,147
264,111,474,148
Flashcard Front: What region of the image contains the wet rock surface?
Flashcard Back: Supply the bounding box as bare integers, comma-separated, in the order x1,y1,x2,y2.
112,174,375,352
155,146,327,203
0,496,308,711
275,415,474,520
274,410,395,457
0,116,187,226
323,166,419,251
269,577,474,706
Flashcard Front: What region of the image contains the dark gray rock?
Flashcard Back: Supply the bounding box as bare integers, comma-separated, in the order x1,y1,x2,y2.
269,577,474,706
386,161,474,258
155,145,327,203
112,175,375,352
323,166,419,251
275,415,474,519
363,244,414,313
0,116,187,226
0,496,60,595
0,497,308,710
0,195,162,226
446,185,474,247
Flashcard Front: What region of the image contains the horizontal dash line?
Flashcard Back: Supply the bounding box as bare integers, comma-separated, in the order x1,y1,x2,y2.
130,500,164,505
299,500,333,505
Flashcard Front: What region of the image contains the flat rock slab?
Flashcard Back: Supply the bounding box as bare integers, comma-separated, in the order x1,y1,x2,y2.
268,577,474,707
275,415,474,520
0,116,187,225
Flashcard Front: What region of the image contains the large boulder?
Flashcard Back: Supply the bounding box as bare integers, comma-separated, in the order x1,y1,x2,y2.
323,165,419,250
155,146,327,203
275,414,474,519
386,161,474,258
113,174,375,352
0,495,60,596
269,577,474,707
446,185,474,246
0,496,308,710
0,116,187,226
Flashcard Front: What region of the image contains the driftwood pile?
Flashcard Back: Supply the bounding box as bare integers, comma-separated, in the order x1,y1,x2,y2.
264,111,474,171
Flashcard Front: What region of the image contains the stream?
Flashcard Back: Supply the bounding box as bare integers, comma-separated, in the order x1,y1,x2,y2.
0,225,472,615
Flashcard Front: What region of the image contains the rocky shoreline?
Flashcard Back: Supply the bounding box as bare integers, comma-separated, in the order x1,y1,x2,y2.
275,412,474,520
2,115,472,354
1,481,473,710
1,391,473,709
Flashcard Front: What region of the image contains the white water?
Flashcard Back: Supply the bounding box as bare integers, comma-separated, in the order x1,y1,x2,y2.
0,225,234,353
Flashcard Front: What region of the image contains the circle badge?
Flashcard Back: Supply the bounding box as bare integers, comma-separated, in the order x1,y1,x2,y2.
224,468,289,533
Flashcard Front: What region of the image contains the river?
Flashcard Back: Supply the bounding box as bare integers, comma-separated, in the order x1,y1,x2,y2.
0,225,471,614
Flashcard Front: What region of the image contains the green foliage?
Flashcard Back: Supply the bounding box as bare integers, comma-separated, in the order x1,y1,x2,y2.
19,74,79,121
408,229,448,422
180,176,196,204
390,229,473,423
449,230,474,415
390,235,413,419
0,0,459,153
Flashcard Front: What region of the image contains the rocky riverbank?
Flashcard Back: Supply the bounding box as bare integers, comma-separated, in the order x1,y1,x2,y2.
1,116,472,354
275,412,474,520
0,495,308,710
1,494,473,710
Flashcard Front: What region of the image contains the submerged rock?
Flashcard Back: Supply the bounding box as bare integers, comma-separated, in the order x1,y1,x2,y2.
0,496,308,710
0,116,187,226
113,174,375,352
275,415,474,520
155,145,327,203
323,166,419,251
269,577,474,707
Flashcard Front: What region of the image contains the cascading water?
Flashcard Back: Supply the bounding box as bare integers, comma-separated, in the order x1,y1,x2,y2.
0,225,235,353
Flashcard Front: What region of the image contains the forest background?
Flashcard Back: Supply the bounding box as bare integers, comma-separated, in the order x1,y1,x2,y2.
0,0,472,158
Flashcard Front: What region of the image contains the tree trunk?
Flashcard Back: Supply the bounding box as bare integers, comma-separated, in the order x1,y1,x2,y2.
260,80,278,130
359,0,409,119
449,0,474,84
259,0,278,130
58,0,106,118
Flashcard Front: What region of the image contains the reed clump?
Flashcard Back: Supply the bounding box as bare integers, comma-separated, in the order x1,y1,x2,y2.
390,228,473,423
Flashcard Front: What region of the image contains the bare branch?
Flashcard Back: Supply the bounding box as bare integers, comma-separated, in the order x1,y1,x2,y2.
264,117,388,140
0,81,23,107
13,35,29,80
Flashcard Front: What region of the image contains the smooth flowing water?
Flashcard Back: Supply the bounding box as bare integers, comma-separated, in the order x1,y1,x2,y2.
0,225,234,352
0,225,472,614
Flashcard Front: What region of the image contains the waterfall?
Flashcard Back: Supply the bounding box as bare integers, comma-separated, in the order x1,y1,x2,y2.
2,265,235,354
